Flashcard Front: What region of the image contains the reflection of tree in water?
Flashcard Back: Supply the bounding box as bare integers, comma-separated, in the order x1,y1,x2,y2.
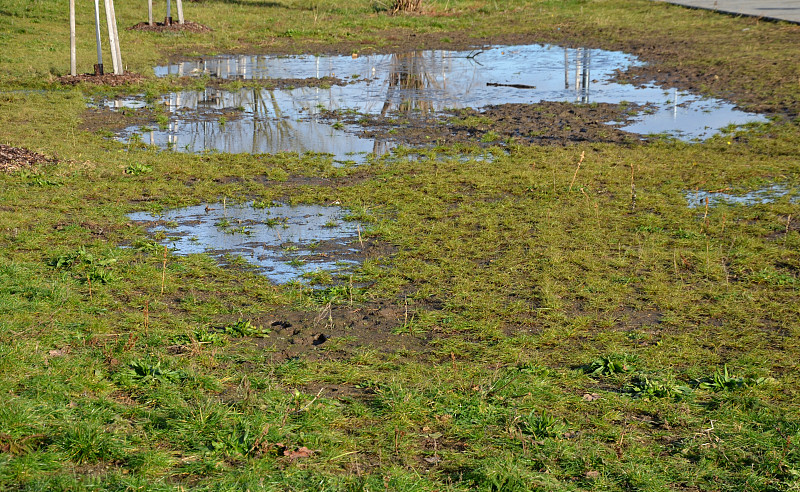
381,52,440,116
250,88,295,152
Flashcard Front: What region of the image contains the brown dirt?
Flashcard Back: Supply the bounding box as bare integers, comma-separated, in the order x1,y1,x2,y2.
58,72,147,87
248,299,431,363
128,21,211,33
328,101,645,148
0,144,57,173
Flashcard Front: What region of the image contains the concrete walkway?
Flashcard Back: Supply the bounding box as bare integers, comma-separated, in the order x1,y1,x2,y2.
654,1,800,24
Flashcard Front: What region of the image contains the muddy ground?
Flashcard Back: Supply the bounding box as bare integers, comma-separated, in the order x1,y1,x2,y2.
325,101,646,147
71,22,799,363
128,21,212,33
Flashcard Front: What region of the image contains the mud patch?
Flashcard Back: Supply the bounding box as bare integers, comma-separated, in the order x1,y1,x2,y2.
58,72,146,87
332,101,644,147
0,144,57,173
128,21,211,33
245,300,430,363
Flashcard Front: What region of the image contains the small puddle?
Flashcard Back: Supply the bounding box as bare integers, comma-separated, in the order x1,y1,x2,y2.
99,44,765,157
129,202,362,284
686,184,799,208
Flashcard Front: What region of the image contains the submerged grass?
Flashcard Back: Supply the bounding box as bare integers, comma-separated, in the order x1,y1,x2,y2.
1,0,800,490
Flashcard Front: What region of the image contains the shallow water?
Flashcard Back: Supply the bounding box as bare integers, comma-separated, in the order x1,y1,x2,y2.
129,202,362,284
686,184,799,208
102,44,766,158
114,88,393,162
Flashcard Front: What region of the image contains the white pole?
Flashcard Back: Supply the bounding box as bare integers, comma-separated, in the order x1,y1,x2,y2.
103,0,119,74
148,0,153,26
93,0,104,74
69,0,76,76
176,0,184,24
108,0,123,73
166,0,172,24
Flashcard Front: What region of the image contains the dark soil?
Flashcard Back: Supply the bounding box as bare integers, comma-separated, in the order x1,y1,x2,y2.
128,21,211,33
248,299,431,363
0,144,57,173
328,101,645,147
58,72,147,87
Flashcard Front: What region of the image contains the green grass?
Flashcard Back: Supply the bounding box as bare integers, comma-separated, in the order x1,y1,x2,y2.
1,0,800,490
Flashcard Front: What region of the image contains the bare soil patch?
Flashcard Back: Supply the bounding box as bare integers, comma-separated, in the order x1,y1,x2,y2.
329,101,644,147
58,72,147,87
128,21,211,33
0,144,57,173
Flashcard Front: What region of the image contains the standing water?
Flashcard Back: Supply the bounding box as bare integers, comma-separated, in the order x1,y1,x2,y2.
100,44,766,159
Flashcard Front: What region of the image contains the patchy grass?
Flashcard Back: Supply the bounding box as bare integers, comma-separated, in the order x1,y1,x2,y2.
1,0,800,490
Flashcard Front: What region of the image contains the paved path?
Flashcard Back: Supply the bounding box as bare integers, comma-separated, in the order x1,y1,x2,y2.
655,1,800,24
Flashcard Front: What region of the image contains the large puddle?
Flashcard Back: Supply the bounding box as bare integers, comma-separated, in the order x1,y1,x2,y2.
100,44,765,159
129,202,362,284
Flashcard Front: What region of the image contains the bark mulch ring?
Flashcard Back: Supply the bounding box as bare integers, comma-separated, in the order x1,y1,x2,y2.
58,72,147,87
0,144,57,173
128,21,211,33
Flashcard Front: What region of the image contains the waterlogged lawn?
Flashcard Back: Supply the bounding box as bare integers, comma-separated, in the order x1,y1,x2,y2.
1,0,800,490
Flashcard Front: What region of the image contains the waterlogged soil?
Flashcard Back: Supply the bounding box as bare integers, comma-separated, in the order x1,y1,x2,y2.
59,72,147,87
329,101,645,147
128,21,212,33
230,299,432,364
82,99,644,148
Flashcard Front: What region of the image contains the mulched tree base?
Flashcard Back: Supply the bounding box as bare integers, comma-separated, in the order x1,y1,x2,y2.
58,72,147,86
128,21,211,33
0,144,57,173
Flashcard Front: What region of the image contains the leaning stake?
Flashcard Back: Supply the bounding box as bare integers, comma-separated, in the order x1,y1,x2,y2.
103,0,119,74
93,0,104,75
108,0,123,73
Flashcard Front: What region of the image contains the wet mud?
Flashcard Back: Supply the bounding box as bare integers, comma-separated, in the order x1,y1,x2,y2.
59,72,147,87
330,101,645,147
128,21,211,33
248,299,431,363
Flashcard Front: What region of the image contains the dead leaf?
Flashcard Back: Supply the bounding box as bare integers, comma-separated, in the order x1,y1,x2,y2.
284,446,316,459
582,393,601,401
424,455,442,464
585,470,600,479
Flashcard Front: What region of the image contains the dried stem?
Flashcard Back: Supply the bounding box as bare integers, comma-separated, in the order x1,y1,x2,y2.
160,245,167,295
568,151,585,192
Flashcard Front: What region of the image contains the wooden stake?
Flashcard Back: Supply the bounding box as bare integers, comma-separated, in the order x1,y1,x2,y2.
103,0,119,75
176,0,184,24
108,0,123,73
69,0,76,76
93,0,104,75
148,0,153,26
